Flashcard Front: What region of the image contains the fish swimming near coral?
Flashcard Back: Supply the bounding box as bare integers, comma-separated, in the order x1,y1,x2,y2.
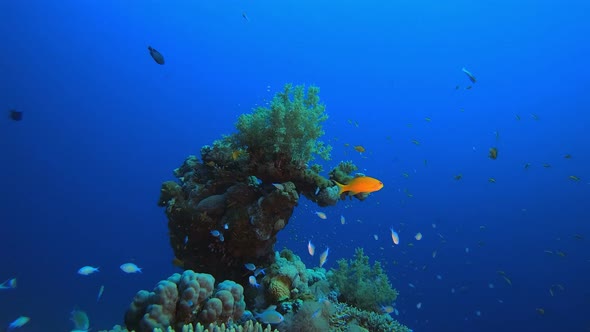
147,46,165,65
120,263,142,273
334,176,383,196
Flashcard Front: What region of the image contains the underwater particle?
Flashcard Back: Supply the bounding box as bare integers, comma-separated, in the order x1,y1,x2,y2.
0,278,16,289
411,139,421,145
489,147,498,160
415,232,423,241
8,109,22,121
147,46,165,65
432,250,437,258
465,247,470,253
70,309,90,331
373,234,379,240
475,310,482,317
536,308,545,315
242,11,249,22
408,283,415,288
488,283,494,289
569,175,581,181
77,266,99,276
340,215,345,225
307,240,315,256
120,263,142,273
390,228,399,245
7,316,29,329
416,302,422,309
531,113,540,120
515,114,521,120
319,247,329,267
462,67,477,83
488,178,496,183
425,117,432,122
315,211,327,220
210,230,221,237
244,263,256,271
454,174,463,180
436,275,442,280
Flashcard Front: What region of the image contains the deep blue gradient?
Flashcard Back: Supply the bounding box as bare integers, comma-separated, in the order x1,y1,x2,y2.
1,1,589,331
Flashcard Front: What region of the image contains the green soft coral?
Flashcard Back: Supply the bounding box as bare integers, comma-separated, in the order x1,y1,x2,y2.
235,84,331,164
328,248,398,312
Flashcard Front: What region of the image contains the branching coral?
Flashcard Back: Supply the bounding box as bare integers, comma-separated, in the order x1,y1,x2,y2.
234,84,331,165
327,248,398,312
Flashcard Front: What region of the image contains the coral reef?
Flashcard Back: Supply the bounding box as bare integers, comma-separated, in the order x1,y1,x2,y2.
329,302,411,332
327,248,398,312
263,250,310,302
124,270,245,332
131,84,408,332
102,255,411,332
158,85,367,286
101,320,278,332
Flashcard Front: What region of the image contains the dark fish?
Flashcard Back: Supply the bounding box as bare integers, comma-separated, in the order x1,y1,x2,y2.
462,67,477,83
242,11,249,22
148,46,165,65
489,147,498,160
9,109,22,121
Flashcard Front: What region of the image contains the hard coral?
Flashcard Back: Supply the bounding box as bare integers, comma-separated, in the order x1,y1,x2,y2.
268,275,292,302
234,84,331,164
124,271,245,332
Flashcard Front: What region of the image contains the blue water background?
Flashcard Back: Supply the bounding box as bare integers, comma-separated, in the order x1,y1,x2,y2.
1,1,589,331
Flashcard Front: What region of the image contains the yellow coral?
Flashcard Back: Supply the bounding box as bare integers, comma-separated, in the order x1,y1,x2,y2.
267,276,291,302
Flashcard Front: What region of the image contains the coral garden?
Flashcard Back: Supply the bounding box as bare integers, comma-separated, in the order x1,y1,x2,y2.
101,85,411,332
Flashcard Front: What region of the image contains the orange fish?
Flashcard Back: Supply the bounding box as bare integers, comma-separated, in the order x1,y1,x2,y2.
334,176,384,195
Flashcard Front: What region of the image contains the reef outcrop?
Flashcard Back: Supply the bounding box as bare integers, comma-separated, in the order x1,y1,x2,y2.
158,85,365,285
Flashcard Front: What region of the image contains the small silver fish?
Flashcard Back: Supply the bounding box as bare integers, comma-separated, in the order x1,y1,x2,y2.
97,285,105,302
0,278,16,289
8,316,30,329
